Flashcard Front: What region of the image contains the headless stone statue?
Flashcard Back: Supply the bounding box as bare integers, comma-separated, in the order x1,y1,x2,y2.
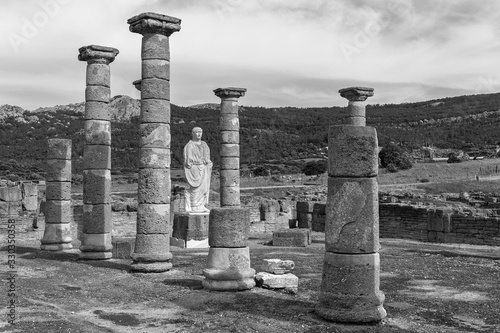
183,127,212,213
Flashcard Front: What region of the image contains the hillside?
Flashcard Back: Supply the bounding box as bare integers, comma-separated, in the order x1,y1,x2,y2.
1,92,500,180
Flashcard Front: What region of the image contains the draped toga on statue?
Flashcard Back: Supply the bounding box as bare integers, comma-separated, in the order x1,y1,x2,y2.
183,133,212,212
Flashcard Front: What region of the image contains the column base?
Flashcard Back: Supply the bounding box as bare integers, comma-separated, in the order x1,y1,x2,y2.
79,252,112,260
202,278,255,291
40,243,73,251
130,261,173,273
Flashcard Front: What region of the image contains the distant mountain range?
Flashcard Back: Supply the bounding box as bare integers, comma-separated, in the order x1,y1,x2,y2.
1,92,500,180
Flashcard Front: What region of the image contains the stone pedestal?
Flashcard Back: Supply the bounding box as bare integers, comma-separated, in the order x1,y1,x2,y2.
128,12,181,272
316,87,386,323
41,139,73,251
171,213,209,248
78,45,119,260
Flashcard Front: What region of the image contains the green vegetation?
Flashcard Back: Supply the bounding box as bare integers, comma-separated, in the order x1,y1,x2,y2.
379,143,413,172
302,160,327,176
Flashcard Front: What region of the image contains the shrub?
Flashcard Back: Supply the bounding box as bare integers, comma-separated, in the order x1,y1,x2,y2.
302,160,327,176
252,166,270,177
386,163,398,173
379,143,413,171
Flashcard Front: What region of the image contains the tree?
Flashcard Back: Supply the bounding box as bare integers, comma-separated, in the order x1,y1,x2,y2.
252,166,270,177
302,160,327,176
379,143,413,172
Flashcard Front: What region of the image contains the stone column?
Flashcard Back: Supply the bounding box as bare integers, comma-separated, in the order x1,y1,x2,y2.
78,45,119,260
316,87,386,322
338,86,373,126
41,139,73,251
202,87,255,291
127,12,181,272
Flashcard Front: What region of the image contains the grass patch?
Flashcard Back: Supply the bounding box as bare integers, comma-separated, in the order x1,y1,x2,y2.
416,179,500,195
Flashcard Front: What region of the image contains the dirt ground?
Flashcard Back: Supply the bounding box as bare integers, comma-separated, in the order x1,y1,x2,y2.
1,233,500,333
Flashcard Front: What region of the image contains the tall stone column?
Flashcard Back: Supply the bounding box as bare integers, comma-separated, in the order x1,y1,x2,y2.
78,45,119,260
316,87,386,322
127,12,181,272
202,87,255,291
41,139,73,251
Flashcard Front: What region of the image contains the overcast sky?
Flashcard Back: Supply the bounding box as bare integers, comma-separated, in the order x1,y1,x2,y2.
1,0,500,110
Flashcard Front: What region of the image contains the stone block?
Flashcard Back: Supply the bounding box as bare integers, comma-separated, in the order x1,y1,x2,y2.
79,233,112,252
317,252,386,323
328,125,378,178
141,78,170,100
203,247,255,281
44,200,72,223
272,228,310,247
82,204,112,233
209,207,250,247
141,34,170,60
40,223,72,244
7,201,22,216
220,157,239,171
220,186,240,206
46,181,71,200
83,170,111,204
297,212,312,229
142,59,170,80
7,186,22,202
47,139,71,160
0,201,9,216
112,237,135,259
325,177,380,254
86,63,110,87
220,144,239,157
221,130,239,144
138,169,171,204
261,259,295,275
46,159,71,182
139,123,171,148
23,196,38,211
313,203,326,215
220,100,239,114
83,145,111,170
348,101,366,117
344,116,366,126
85,101,111,121
0,186,9,201
131,233,171,260
136,204,170,234
140,99,171,123
220,115,240,131
22,183,38,197
139,147,170,168
255,272,298,293
296,201,315,213
173,213,209,241
220,169,239,186
85,120,111,145
86,86,110,102
202,278,255,291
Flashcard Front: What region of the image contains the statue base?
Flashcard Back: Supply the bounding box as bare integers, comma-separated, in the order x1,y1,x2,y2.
171,212,209,248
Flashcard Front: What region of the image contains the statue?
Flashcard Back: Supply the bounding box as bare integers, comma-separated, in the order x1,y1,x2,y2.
183,127,213,213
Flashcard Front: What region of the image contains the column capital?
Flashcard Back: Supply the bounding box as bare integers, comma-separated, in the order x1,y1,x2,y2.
78,45,119,64
133,79,142,91
339,87,374,101
214,87,247,99
128,12,181,36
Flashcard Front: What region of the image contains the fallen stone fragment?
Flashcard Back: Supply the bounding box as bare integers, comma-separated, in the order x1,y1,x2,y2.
261,259,295,275
255,272,298,294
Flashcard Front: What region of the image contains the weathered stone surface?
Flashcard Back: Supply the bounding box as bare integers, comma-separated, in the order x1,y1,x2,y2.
328,125,378,177
47,139,72,160
85,120,111,145
129,12,181,38
78,45,119,64
325,177,379,254
220,186,240,207
82,204,112,233
138,169,170,204
273,228,310,247
261,259,295,275
130,261,173,272
220,115,239,131
131,233,171,257
140,99,170,123
344,116,366,126
0,186,21,202
317,252,386,323
142,59,170,80
136,204,170,234
203,247,255,282
40,223,72,244
296,201,315,213
45,182,71,200
209,207,250,247
220,157,239,171
83,145,111,169
79,233,112,252
173,213,209,241
46,159,71,182
85,101,110,121
139,147,170,168
40,243,73,251
220,169,239,186
347,101,366,117
202,278,255,291
22,183,38,197
214,87,247,99
44,200,72,223
86,86,110,102
220,144,239,157
141,78,170,100
139,123,171,148
112,237,135,259
86,63,110,87
255,272,298,293
23,196,38,211
220,130,239,144
83,170,111,204
79,252,112,260
220,100,239,114
338,86,374,102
